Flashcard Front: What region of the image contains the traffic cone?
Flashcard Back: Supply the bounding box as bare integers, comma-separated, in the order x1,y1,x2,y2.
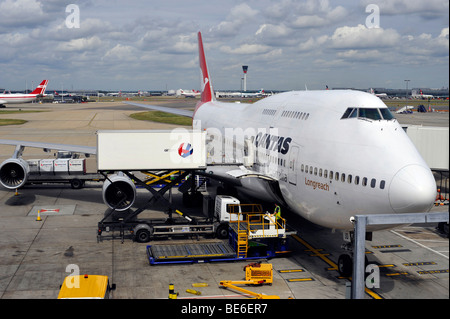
36,210,42,222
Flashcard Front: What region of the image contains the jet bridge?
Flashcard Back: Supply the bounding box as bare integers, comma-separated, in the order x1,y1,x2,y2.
350,211,449,299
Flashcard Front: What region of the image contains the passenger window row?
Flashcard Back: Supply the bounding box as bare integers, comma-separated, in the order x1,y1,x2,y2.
282,110,310,120
300,164,386,190
262,109,277,116
261,108,311,120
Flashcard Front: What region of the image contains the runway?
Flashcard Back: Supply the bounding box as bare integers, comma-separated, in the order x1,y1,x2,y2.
0,99,448,300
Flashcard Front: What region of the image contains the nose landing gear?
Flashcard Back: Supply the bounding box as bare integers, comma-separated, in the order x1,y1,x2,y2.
337,231,371,277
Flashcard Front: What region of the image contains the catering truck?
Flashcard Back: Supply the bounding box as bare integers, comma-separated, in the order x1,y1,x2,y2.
26,151,104,189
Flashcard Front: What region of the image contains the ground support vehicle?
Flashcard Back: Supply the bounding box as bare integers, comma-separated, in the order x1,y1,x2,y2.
219,263,280,299
96,171,240,242
26,172,104,189
146,203,293,264
58,274,116,299
25,152,104,189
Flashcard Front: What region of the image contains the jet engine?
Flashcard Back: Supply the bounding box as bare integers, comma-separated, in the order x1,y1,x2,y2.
0,158,30,189
102,173,136,211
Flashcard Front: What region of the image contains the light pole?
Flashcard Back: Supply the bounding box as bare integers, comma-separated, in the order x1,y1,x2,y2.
404,79,410,100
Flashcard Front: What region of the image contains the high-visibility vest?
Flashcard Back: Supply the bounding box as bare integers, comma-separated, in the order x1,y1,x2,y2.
274,205,281,219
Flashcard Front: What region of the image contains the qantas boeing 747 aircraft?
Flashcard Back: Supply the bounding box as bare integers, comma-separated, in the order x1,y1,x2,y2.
0,33,437,275
132,32,436,231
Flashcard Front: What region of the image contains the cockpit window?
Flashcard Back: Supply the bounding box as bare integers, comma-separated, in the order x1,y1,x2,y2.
341,108,354,119
379,108,395,120
341,107,396,121
359,108,381,120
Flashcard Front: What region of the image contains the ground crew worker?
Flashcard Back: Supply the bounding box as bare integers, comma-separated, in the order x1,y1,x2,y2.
274,204,281,220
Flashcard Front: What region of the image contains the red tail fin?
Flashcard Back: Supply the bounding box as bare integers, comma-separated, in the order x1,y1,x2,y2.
197,32,214,104
31,80,48,95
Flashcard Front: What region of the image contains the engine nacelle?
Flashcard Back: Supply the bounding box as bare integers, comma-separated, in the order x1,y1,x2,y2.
0,158,30,189
102,173,136,211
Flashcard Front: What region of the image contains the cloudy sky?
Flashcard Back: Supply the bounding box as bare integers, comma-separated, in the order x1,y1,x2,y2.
0,0,448,91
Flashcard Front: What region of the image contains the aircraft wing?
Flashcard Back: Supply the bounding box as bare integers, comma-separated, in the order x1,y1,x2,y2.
125,101,194,117
0,139,96,155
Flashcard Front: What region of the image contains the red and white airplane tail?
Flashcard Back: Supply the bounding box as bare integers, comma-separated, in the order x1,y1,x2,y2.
30,80,48,95
197,32,215,104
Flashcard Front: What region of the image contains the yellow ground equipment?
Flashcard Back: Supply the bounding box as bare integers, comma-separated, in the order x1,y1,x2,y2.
219,262,279,299
186,289,202,295
244,262,273,284
58,275,116,299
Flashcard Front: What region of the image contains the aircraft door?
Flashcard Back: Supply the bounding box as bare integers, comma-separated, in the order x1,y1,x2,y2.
288,146,299,185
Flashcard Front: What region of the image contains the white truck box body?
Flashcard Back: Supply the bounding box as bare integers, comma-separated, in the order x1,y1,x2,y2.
97,130,207,171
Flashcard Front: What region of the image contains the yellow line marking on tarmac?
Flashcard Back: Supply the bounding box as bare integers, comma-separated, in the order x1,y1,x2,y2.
385,272,409,277
286,278,314,282
87,113,98,126
291,234,384,300
364,287,384,299
278,269,305,273
291,234,338,271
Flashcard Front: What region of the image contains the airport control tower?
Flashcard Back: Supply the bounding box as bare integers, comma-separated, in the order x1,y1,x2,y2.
242,65,248,92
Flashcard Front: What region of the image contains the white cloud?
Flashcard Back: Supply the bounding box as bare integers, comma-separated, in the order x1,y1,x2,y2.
162,35,197,54
221,44,272,55
103,44,136,61
360,0,449,17
291,5,347,28
265,0,347,28
336,49,384,61
0,0,46,29
292,15,326,28
210,3,259,37
401,27,449,58
298,35,328,51
329,24,401,49
57,36,103,52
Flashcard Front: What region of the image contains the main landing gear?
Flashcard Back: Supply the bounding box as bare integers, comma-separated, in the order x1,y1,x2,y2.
337,231,371,277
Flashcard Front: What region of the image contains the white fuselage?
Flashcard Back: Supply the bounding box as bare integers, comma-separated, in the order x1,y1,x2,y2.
0,93,40,105
194,90,436,231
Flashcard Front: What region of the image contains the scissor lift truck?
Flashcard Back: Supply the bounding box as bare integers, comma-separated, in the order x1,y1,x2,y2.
146,203,293,264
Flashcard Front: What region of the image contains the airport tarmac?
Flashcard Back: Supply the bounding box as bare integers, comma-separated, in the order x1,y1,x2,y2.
0,99,448,300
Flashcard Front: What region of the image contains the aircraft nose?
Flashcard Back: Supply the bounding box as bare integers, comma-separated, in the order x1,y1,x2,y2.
389,165,436,214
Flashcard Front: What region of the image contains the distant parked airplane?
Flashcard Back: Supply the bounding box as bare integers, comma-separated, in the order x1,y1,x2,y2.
0,80,48,107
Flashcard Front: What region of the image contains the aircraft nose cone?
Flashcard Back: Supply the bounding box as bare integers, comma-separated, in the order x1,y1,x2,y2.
389,165,436,214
